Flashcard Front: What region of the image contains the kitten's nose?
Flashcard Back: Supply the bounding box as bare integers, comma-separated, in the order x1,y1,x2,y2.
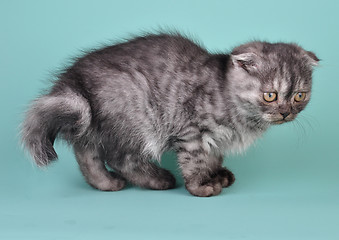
280,112,290,119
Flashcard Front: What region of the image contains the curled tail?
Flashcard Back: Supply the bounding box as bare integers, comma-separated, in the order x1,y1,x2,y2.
21,90,91,166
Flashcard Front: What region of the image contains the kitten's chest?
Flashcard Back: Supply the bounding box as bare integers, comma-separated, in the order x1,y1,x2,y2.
202,125,262,155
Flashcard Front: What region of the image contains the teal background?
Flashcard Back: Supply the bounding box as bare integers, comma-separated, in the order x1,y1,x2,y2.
1,0,338,239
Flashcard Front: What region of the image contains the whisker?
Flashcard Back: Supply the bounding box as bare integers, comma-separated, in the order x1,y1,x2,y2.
297,113,318,133
291,119,305,148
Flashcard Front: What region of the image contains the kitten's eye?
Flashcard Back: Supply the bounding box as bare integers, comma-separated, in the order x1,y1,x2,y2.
263,92,277,102
294,92,306,102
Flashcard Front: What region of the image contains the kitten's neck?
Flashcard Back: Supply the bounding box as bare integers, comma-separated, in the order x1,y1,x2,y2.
202,54,269,133
232,107,269,132
223,58,269,133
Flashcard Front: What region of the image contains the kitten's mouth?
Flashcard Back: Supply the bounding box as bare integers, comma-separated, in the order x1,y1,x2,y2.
268,114,296,125
271,118,293,125
272,120,286,125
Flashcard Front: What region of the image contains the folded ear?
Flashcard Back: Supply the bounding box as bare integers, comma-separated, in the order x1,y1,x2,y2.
231,52,258,73
305,51,320,67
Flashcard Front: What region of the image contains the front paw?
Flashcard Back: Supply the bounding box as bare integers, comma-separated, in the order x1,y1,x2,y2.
185,178,222,197
217,168,235,188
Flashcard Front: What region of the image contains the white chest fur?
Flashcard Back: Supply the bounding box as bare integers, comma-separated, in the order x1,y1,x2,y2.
201,124,262,156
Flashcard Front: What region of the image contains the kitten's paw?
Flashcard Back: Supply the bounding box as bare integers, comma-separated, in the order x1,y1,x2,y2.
93,178,126,191
217,168,235,188
92,172,126,191
185,179,222,197
149,170,176,190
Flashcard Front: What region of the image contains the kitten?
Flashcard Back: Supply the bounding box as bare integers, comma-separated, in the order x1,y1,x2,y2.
21,33,319,197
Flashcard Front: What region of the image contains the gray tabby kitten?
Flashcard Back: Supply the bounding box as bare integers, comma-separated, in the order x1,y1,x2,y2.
21,33,319,197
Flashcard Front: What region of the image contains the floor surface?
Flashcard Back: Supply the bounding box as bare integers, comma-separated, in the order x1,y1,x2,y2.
1,0,338,239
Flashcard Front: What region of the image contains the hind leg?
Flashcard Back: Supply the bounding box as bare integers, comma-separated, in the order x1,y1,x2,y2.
108,154,176,190
74,144,126,191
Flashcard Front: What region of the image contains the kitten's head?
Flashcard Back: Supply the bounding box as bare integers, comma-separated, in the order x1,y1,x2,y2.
228,41,319,126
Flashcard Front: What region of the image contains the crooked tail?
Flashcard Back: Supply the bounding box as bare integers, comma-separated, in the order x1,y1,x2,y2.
21,91,91,166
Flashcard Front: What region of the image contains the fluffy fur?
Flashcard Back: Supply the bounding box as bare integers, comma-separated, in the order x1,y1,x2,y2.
21,33,319,197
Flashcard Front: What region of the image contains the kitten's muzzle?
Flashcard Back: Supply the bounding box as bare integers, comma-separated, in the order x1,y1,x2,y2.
280,112,290,119
271,113,296,125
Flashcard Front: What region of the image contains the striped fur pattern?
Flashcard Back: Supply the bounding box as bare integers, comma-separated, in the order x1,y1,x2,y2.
21,33,318,196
